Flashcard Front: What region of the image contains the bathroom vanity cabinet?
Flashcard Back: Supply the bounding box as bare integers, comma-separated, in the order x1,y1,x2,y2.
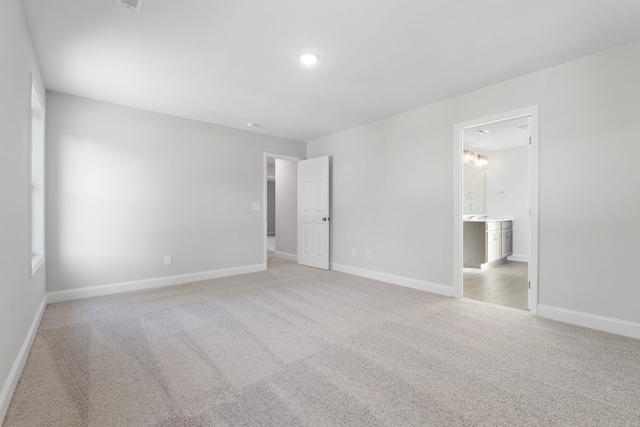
501,222,513,258
463,220,512,268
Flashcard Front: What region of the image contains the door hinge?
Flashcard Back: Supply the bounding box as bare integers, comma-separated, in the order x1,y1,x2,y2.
529,136,531,145
528,281,531,289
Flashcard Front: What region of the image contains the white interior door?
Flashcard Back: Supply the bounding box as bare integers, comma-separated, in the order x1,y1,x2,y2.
298,156,330,269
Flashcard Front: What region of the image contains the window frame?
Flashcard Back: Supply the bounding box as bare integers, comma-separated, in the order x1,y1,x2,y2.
30,76,45,276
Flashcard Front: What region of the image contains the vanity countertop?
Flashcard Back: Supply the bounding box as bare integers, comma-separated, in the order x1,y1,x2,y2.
463,216,514,222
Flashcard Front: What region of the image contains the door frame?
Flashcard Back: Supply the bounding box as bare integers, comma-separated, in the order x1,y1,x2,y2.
452,106,539,315
262,152,304,269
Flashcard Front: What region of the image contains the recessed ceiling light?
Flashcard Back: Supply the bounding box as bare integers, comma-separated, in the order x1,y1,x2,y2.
299,53,319,65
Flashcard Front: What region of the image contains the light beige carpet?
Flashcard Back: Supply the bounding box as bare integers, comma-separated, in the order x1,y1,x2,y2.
4,257,640,426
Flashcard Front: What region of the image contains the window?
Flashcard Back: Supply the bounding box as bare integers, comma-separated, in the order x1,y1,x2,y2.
31,79,45,275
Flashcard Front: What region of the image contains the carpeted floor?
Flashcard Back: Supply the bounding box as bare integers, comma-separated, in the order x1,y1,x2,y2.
4,257,640,426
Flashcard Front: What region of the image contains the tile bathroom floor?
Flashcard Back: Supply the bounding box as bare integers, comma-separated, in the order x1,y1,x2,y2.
464,261,528,310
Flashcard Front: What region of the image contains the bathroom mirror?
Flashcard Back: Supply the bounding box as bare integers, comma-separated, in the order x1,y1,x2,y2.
463,163,485,214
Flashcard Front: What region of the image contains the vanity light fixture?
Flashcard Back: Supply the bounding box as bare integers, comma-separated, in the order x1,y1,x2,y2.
299,52,319,65
116,0,145,12
463,149,475,164
476,154,489,167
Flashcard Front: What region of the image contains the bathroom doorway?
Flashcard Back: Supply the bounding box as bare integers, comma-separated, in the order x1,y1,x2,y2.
453,107,539,314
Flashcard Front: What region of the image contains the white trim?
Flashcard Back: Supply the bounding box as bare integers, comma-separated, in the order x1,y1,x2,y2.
273,251,297,261
31,256,45,276
528,109,539,315
538,305,640,340
453,106,539,314
47,264,265,303
507,254,529,262
453,124,463,298
30,75,46,278
0,295,47,422
331,263,455,297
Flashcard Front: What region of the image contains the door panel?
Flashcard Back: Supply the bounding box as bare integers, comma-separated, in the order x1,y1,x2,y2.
298,156,330,269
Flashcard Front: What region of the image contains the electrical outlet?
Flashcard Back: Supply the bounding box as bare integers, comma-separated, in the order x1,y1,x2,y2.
352,249,356,257
366,250,371,259
252,202,260,211
164,255,172,265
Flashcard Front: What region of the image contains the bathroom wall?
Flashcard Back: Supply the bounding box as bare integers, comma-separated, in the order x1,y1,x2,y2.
463,162,485,214
485,145,529,260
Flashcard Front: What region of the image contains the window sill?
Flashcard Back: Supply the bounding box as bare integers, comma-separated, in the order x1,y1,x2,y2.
31,255,44,277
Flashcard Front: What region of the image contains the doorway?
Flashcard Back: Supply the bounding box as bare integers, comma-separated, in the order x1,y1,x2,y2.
453,107,539,314
263,153,303,269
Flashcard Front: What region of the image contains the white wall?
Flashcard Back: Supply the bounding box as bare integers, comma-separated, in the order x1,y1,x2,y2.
0,0,47,420
46,92,305,292
485,146,529,260
275,159,298,257
308,103,455,285
266,162,275,177
308,40,640,325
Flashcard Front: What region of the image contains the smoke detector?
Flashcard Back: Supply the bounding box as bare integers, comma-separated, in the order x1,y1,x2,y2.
115,0,145,12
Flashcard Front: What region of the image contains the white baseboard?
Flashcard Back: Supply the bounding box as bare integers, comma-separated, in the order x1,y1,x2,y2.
47,264,265,304
507,254,529,262
274,251,297,261
331,264,455,297
0,295,47,422
538,304,640,340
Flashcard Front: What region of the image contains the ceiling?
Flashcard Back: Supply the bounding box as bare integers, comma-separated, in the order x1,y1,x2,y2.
464,117,529,152
20,0,640,142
